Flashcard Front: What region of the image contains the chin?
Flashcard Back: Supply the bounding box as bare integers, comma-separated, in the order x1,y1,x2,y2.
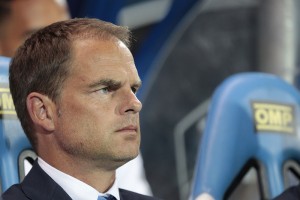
107,154,136,170
115,151,138,163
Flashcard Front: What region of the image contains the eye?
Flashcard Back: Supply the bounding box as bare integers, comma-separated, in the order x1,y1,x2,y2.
98,87,111,94
131,87,138,94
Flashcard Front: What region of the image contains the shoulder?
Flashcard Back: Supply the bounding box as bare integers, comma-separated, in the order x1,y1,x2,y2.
119,189,163,200
273,184,300,200
1,184,28,200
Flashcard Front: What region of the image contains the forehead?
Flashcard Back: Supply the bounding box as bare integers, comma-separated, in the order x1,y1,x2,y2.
68,38,139,82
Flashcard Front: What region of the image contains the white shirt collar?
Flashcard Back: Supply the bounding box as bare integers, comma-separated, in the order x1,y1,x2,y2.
38,157,120,200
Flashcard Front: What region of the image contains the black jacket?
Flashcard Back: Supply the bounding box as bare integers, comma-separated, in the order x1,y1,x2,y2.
273,184,300,200
2,161,160,200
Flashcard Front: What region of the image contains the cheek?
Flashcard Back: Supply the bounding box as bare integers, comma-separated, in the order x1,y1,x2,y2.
56,93,118,141
57,100,113,136
56,111,107,151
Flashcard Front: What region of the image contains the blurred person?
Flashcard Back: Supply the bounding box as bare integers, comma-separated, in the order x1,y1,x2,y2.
0,0,70,57
0,0,153,196
1,18,160,200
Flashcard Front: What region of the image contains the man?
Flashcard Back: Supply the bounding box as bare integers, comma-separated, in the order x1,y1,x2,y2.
0,0,69,57
1,18,159,200
0,0,153,196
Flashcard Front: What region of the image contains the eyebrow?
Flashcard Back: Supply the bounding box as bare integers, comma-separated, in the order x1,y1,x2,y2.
88,79,142,91
132,80,142,89
88,79,122,90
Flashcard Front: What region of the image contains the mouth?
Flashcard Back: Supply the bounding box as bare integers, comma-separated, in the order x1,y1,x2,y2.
116,125,138,133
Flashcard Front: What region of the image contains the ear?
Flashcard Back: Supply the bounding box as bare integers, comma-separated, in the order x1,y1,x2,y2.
26,92,56,132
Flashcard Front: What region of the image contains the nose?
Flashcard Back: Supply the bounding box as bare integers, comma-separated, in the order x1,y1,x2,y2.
119,90,142,115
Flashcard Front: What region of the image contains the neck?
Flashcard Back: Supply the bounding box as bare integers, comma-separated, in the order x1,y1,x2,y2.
38,145,117,193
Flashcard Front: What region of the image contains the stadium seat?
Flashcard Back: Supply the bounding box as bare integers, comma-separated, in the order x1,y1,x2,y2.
191,72,300,199
0,56,35,194
67,0,123,23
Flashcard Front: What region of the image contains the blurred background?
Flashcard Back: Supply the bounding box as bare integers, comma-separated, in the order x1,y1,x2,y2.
1,0,300,199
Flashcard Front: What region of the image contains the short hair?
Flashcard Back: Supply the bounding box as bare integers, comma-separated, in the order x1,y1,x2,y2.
9,18,131,149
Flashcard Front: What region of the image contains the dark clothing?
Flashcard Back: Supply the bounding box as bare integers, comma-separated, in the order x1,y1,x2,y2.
273,184,300,200
2,161,160,200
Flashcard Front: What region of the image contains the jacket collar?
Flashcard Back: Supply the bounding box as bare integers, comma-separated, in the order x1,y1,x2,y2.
21,160,72,200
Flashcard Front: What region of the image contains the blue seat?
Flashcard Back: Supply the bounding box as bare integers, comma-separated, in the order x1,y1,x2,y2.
0,56,35,193
191,72,300,199
67,0,123,23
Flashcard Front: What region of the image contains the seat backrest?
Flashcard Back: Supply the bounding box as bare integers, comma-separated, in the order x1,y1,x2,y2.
191,72,300,200
0,56,35,193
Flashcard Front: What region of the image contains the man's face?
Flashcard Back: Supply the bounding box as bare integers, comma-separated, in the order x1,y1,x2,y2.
54,39,142,169
0,0,69,57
